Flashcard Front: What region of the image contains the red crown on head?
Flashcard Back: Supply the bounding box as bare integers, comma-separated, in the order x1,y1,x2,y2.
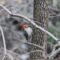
20,23,28,29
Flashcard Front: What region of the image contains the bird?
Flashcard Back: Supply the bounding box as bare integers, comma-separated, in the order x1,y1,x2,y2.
19,23,33,40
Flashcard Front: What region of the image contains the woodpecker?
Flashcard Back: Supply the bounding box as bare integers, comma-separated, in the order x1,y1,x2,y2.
19,23,33,40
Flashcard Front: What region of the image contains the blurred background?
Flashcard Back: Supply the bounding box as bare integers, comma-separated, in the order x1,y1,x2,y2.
0,0,60,60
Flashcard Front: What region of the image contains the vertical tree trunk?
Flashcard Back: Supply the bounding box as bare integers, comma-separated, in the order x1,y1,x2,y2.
30,0,48,60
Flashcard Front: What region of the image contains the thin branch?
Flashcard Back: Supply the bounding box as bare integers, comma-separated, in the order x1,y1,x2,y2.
0,26,6,55
0,5,12,14
11,13,59,41
0,4,59,41
0,26,13,60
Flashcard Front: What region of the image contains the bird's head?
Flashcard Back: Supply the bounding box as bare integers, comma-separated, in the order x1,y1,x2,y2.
20,23,29,30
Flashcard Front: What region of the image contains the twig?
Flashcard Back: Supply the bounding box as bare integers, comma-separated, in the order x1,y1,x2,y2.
11,13,59,41
0,26,13,60
0,4,59,41
0,5,12,14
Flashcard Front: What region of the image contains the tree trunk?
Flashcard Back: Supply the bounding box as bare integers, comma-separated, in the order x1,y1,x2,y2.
30,0,48,60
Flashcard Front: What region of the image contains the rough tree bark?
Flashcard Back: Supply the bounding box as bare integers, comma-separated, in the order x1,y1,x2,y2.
30,0,48,60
